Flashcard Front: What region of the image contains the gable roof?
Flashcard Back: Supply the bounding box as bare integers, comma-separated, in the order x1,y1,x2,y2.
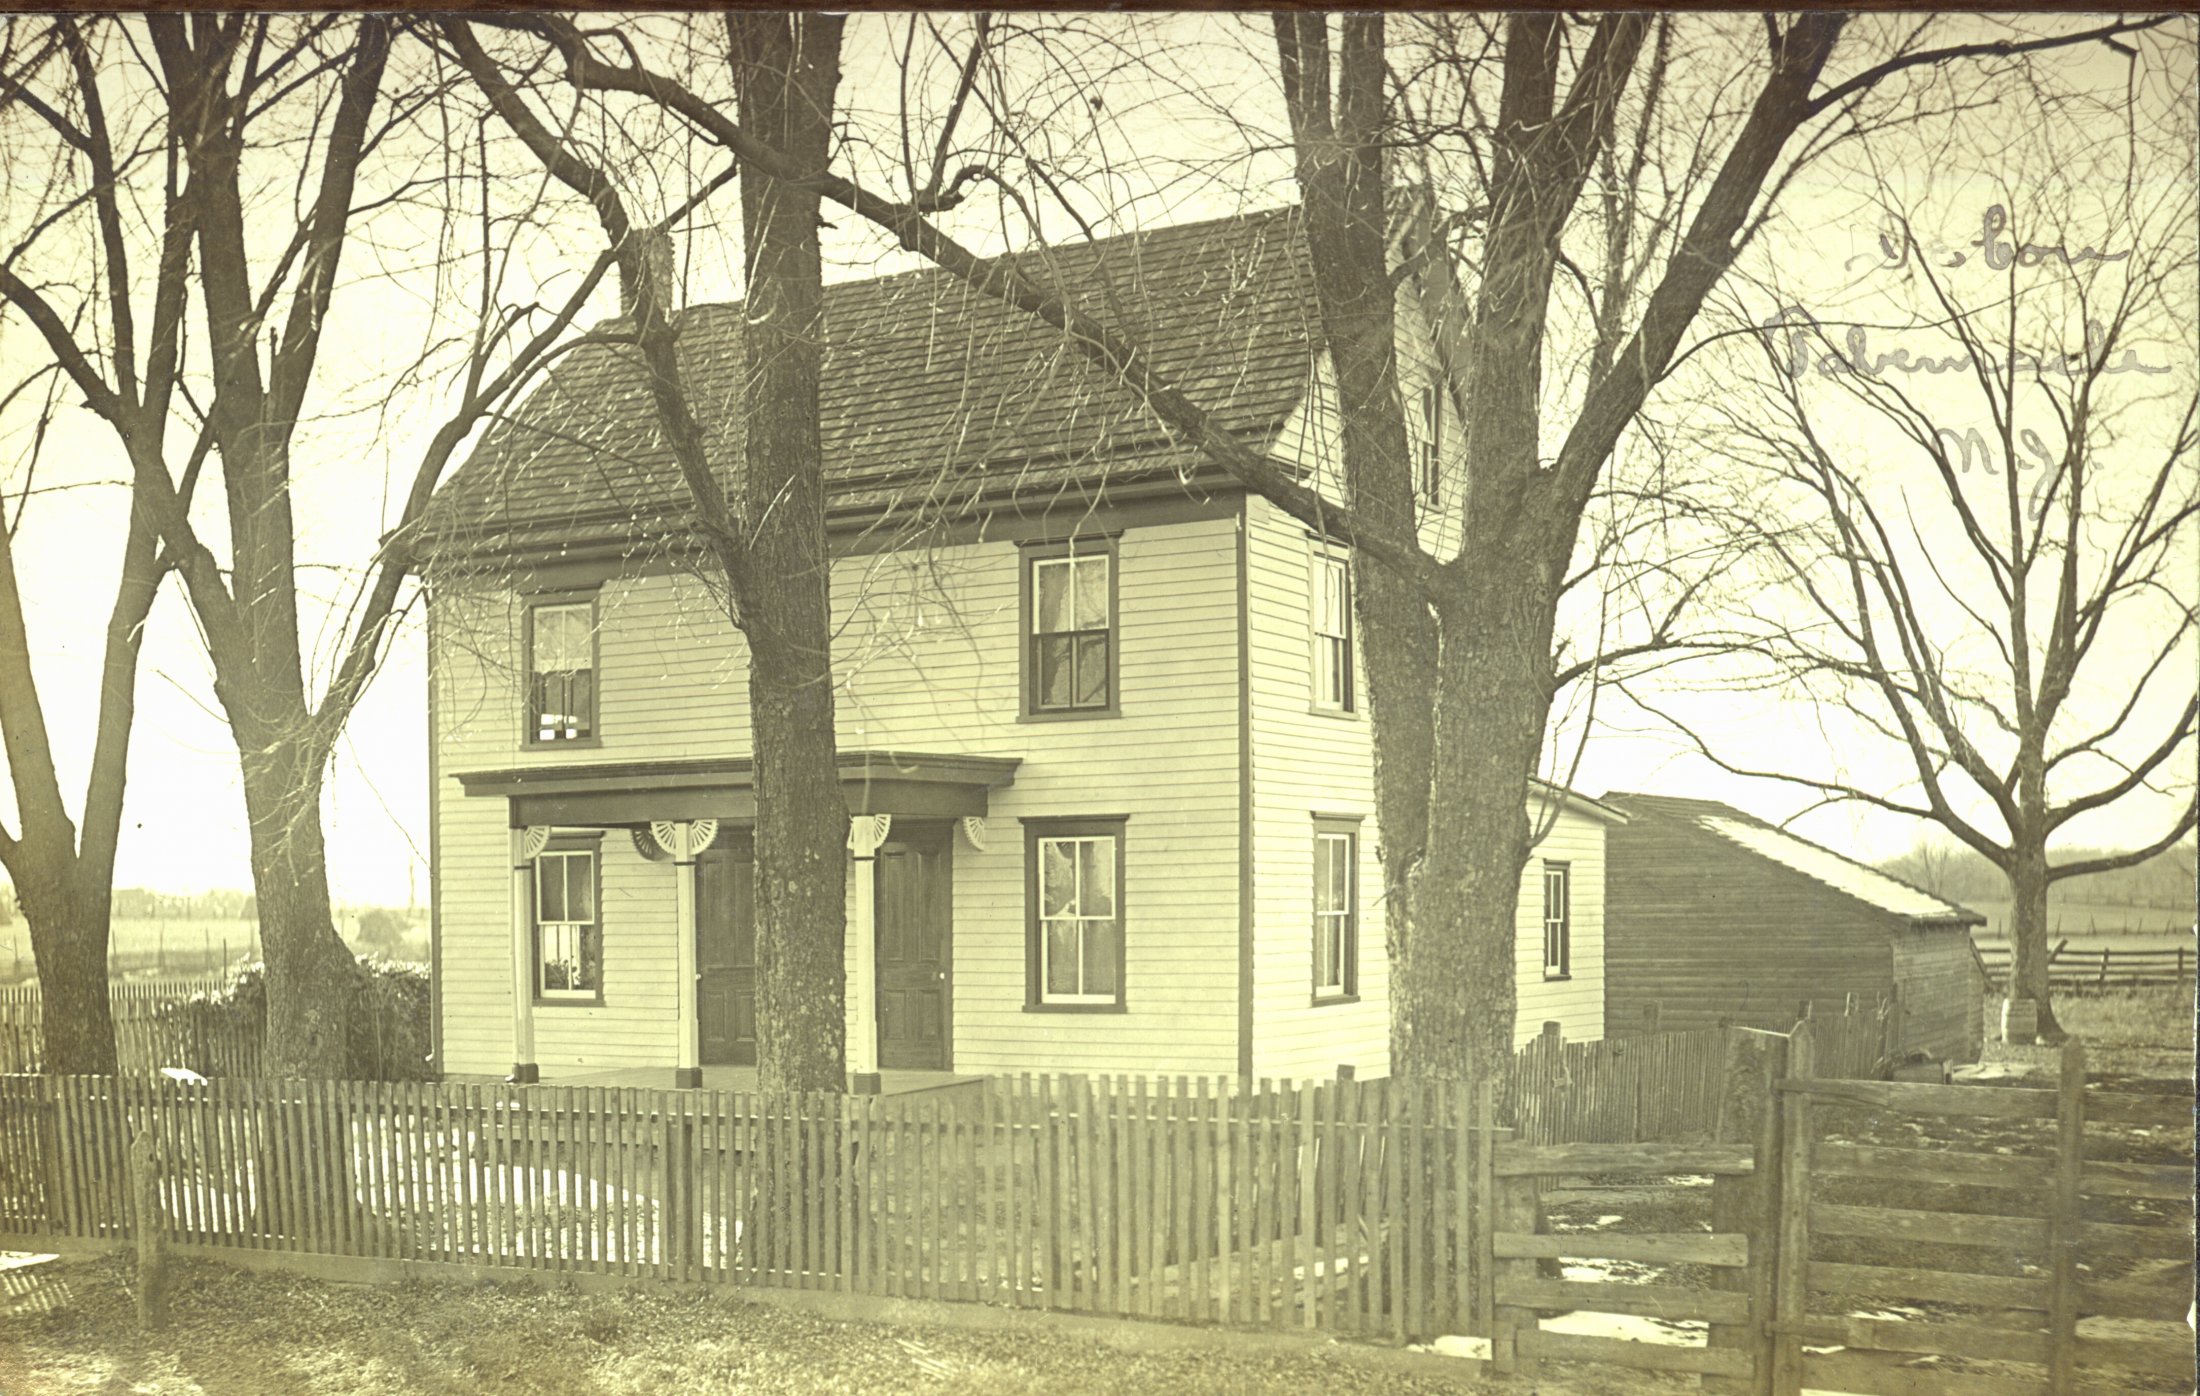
417,207,1320,565
1601,793,1984,926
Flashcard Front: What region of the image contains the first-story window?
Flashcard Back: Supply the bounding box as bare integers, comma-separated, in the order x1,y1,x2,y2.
536,840,601,1000
1542,860,1571,980
1027,819,1126,1008
1313,819,1359,1001
527,597,596,743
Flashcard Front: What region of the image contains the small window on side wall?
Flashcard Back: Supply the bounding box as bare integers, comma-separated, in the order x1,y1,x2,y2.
527,597,596,743
1542,860,1571,980
1027,819,1126,1009
1313,819,1359,1001
1311,552,1353,713
1023,542,1116,717
535,839,602,1001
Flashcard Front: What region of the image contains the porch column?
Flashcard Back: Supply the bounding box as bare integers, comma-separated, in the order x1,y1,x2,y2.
652,819,718,1089
848,814,892,1089
509,825,551,1083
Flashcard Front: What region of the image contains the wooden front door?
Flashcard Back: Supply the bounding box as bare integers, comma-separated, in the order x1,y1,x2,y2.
875,824,952,1071
697,833,756,1067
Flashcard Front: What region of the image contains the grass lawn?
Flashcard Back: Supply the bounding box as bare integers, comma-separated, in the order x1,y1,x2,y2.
0,1253,1676,1396
2057,982,2197,1081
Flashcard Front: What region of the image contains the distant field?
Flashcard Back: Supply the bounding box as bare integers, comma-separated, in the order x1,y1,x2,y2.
1,915,424,983
1963,898,2194,941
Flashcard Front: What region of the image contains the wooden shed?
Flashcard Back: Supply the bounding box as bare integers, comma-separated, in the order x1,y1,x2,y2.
1600,793,1989,1062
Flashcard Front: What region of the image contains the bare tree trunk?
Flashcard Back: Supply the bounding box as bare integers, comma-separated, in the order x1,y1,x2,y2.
731,14,850,1095
14,872,119,1076
1408,579,1561,1082
2007,841,2062,1042
238,730,359,1077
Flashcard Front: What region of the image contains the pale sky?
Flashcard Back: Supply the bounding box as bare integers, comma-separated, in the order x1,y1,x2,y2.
1,13,2191,906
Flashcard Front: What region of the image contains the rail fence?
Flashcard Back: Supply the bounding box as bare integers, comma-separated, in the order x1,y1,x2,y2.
1975,940,2196,992
0,978,259,1078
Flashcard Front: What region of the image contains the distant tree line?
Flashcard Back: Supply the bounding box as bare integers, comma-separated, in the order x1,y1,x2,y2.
108,889,259,922
1885,842,2198,912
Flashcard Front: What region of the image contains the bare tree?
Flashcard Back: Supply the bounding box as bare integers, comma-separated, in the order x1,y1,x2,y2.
0,16,612,1075
1647,79,2198,1038
442,14,857,1093
436,12,2175,1084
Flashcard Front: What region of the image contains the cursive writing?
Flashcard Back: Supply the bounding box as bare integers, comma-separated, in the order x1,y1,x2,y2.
1846,203,2132,274
1761,307,2172,381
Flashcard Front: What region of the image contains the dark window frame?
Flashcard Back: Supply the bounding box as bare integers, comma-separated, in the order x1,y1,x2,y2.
533,831,606,1006
523,590,602,747
1542,859,1572,981
1312,816,1361,1004
1023,815,1129,1012
1309,547,1355,715
1416,382,1443,504
1018,538,1120,720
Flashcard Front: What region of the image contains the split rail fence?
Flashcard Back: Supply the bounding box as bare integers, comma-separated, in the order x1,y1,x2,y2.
1975,940,2197,992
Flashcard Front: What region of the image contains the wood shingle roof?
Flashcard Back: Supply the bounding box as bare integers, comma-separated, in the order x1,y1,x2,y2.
418,207,1319,565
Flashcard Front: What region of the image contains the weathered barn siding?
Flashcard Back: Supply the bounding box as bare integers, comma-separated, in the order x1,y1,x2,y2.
1603,796,1983,1062
432,514,1243,1080
1602,801,1896,1038
1890,927,1986,1061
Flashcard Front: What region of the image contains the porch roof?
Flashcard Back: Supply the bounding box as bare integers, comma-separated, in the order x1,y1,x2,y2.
454,749,1021,826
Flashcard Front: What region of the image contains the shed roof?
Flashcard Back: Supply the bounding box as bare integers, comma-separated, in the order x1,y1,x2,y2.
1601,793,1984,926
417,207,1320,564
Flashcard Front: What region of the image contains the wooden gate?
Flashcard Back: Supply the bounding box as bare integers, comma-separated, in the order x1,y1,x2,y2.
1769,1030,2195,1396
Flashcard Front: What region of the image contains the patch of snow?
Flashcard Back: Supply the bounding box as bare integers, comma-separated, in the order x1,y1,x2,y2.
1662,1173,1713,1188
1540,1310,1708,1347
1559,1256,1659,1284
1407,1335,1493,1361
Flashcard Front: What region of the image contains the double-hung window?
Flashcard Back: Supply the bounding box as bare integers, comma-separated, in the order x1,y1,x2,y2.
1313,819,1359,1001
1027,820,1126,1008
1416,383,1444,503
1311,552,1353,713
1542,860,1571,980
535,839,602,1000
527,598,596,743
1025,543,1115,716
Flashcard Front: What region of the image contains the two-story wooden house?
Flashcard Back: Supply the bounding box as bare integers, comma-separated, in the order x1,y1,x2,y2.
416,207,1620,1089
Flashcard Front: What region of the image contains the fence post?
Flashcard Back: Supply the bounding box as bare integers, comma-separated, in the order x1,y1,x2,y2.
1706,1026,1788,1396
2047,1039,2086,1396
1489,1164,1539,1377
127,1125,168,1329
1769,1022,1815,1396
34,1075,63,1236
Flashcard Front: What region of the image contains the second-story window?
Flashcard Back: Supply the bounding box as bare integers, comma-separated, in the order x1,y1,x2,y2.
1312,552,1354,713
1025,544,1115,716
1416,383,1443,504
528,598,596,743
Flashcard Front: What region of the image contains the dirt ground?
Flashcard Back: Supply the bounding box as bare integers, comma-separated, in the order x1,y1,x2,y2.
0,1251,1686,1396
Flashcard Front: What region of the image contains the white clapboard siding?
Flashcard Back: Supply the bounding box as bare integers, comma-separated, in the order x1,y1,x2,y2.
433,517,1242,1079
1514,806,1608,1046
1243,493,1389,1080
1240,491,1610,1078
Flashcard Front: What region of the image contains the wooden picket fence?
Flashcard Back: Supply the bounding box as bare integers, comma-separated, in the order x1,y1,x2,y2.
0,1072,1501,1338
1504,1007,1885,1145
0,978,258,1078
